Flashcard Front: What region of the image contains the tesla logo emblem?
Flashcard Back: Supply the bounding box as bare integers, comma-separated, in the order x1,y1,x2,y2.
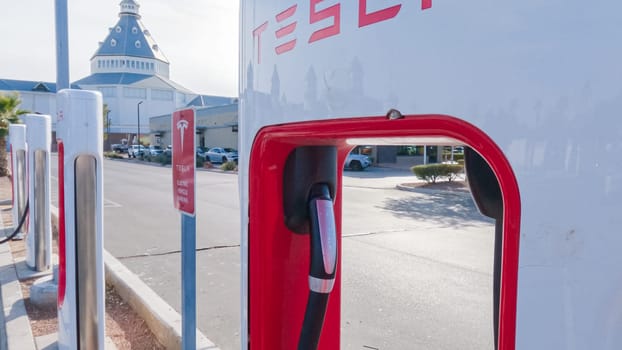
176,120,189,152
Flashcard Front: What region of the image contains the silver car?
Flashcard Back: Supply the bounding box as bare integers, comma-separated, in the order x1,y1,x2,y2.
148,145,163,156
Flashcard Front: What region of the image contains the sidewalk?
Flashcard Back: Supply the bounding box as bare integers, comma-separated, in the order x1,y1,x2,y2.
0,174,220,350
0,199,38,350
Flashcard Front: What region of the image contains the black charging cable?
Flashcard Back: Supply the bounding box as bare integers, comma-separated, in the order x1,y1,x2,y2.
0,200,29,245
298,184,338,350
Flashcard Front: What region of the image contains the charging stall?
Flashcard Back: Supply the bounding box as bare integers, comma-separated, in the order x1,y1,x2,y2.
23,114,52,272
56,89,105,350
9,124,27,238
240,1,622,349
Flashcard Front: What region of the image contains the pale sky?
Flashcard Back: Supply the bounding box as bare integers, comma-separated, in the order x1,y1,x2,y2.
0,0,239,97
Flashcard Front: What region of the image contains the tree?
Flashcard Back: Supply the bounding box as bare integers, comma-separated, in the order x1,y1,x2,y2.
0,93,28,176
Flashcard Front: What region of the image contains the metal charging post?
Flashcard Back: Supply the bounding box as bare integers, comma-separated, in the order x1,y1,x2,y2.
24,115,52,272
172,108,197,350
56,89,105,350
9,124,27,239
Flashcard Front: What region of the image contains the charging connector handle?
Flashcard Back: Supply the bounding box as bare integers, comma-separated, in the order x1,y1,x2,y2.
308,184,337,292
298,183,337,350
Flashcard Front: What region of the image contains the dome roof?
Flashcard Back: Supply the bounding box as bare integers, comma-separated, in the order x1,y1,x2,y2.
92,0,168,63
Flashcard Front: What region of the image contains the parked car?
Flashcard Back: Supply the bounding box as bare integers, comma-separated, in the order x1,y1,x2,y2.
344,153,372,171
196,147,207,159
163,145,172,156
111,143,128,153
128,145,147,158
205,147,238,163
148,145,163,156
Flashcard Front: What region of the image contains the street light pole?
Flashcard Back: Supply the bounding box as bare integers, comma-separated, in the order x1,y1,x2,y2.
106,110,111,150
137,101,143,148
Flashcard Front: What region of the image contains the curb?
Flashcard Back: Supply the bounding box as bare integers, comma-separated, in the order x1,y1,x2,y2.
395,183,471,196
104,251,218,350
104,156,237,175
38,207,220,349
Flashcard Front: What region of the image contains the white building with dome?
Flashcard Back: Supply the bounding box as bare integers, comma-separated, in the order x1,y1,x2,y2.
0,0,236,148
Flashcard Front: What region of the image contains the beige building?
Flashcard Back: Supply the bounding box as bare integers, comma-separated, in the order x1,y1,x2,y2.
149,102,238,149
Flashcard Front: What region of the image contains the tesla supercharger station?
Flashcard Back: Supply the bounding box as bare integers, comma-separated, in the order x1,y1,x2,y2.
56,89,105,350
9,124,27,238
239,1,622,349
23,114,52,272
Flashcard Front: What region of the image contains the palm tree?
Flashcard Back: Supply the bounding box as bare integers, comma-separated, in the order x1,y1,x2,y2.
0,93,28,176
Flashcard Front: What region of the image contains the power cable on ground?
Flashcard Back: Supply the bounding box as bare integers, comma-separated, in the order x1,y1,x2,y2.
0,200,29,244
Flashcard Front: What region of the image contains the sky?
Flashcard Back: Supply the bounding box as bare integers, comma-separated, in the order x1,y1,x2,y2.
0,0,239,97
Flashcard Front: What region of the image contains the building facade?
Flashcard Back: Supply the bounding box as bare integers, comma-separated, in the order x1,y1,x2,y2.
0,0,237,149
149,102,238,150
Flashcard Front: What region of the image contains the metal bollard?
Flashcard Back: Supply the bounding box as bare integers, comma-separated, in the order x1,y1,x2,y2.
9,124,27,238
56,89,105,350
24,114,52,272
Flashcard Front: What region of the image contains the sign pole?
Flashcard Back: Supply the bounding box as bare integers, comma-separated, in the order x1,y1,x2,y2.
172,108,197,350
182,213,196,350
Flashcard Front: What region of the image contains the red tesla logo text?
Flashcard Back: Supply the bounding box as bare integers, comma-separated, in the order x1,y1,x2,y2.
253,0,433,63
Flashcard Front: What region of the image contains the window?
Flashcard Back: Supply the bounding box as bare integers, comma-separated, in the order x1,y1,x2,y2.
115,26,122,33
132,26,138,34
99,87,116,97
397,145,424,156
110,38,117,47
151,89,173,101
135,40,141,49
123,87,146,99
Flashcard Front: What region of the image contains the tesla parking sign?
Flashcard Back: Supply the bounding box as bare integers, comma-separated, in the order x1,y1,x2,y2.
172,108,196,215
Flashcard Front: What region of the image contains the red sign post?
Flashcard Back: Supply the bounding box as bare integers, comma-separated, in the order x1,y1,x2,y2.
172,108,196,216
172,107,197,349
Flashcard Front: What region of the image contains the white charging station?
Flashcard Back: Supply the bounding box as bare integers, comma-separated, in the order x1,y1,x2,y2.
9,124,27,237
56,89,105,350
23,114,52,272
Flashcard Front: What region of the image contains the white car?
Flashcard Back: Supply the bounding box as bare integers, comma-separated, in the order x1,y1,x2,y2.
205,147,238,163
128,145,147,158
344,153,372,171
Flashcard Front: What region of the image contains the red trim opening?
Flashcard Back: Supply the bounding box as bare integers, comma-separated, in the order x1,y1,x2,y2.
57,140,66,307
248,114,521,349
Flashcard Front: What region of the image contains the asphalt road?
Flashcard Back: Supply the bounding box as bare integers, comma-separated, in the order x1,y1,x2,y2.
50,155,495,350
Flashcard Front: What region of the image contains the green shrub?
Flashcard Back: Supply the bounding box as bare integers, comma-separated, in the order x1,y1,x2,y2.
154,154,171,165
220,161,237,171
411,163,463,183
196,156,205,168
104,151,124,159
